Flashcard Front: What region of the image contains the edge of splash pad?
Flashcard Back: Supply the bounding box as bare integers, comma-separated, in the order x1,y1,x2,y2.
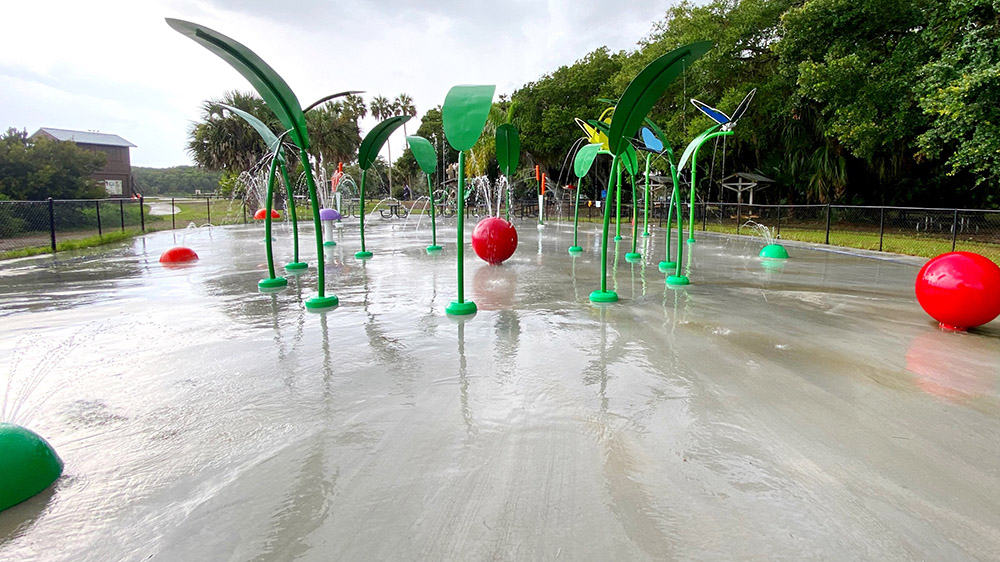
0,423,63,512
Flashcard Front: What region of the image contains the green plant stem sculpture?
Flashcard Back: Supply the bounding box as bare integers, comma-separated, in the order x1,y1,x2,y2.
642,155,652,237
595,40,712,300
357,115,411,259
258,154,287,290
406,135,441,252
442,84,495,316
496,124,520,222
590,158,620,303
569,143,602,254
166,18,336,310
279,164,305,269
677,125,730,244
660,161,681,273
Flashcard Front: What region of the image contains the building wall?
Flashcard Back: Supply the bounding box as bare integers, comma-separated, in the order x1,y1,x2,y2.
77,143,133,197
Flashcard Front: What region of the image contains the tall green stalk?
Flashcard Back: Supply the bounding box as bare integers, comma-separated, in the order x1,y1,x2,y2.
642,155,651,236
590,158,620,303
279,163,304,267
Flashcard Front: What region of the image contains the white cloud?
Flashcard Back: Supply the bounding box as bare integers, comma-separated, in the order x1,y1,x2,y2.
0,0,669,167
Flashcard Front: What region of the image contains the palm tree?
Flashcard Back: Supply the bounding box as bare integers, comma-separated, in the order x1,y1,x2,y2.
187,90,278,172
394,93,416,137
370,95,394,194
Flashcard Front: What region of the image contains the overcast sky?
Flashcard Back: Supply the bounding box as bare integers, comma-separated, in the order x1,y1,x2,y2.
1,0,670,167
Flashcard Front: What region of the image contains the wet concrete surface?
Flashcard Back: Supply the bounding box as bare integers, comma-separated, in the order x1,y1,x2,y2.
1,219,999,560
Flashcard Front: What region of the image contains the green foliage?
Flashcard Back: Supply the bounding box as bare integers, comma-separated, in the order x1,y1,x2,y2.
133,166,222,195
0,128,106,200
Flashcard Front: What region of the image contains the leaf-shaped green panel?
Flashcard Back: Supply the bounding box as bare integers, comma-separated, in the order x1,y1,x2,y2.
442,85,496,151
587,119,610,135
677,124,721,172
166,18,310,150
406,135,437,175
573,143,603,179
359,115,411,170
621,143,639,176
495,124,520,176
607,41,712,156
217,103,285,164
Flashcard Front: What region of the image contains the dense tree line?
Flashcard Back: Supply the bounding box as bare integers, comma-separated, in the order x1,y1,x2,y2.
191,0,998,208
132,166,222,195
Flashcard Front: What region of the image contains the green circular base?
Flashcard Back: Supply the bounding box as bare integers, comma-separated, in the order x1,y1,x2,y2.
658,261,677,272
759,244,789,259
625,252,642,262
666,275,690,286
305,295,339,310
284,261,308,271
642,231,651,238
687,238,696,244
614,235,623,241
446,300,478,316
0,423,63,512
258,277,288,291
426,245,443,253
568,246,583,254
323,241,337,247
355,251,373,260
589,290,619,303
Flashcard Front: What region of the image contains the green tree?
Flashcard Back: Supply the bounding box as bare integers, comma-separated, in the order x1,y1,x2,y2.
0,128,106,200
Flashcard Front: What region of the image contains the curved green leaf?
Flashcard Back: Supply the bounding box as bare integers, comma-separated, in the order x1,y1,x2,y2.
442,85,495,151
621,143,639,176
166,18,310,149
359,115,411,170
495,124,520,176
607,41,712,156
406,135,437,175
573,143,603,179
217,103,285,163
587,119,610,135
677,124,721,173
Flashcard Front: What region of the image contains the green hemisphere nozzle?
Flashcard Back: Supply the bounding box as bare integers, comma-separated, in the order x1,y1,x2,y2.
0,423,63,512
759,244,789,259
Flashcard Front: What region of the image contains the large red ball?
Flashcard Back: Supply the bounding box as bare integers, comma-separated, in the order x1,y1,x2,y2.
472,217,518,265
159,246,199,264
915,252,1000,330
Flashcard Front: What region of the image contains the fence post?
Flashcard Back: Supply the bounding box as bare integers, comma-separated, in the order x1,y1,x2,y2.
243,200,247,224
119,199,125,231
878,207,885,252
776,205,782,236
96,200,102,237
171,198,176,230
951,208,959,252
736,200,742,235
140,196,145,232
824,203,831,244
48,198,56,253
206,197,211,225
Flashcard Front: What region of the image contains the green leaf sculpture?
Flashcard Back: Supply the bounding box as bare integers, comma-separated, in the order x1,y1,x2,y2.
359,115,411,170
166,18,310,150
573,143,603,179
442,85,496,150
607,41,712,156
677,124,721,172
217,103,285,163
406,135,437,175
495,124,520,177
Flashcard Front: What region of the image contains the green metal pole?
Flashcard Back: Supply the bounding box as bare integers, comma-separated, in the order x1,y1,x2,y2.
569,178,583,253
688,154,697,244
426,173,441,252
590,158,619,303
299,148,337,309
614,166,623,240
505,175,512,222
642,155,651,236
257,155,287,291
280,162,306,270
446,151,476,315
356,169,372,259
627,173,640,259
669,163,688,285
660,164,680,272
